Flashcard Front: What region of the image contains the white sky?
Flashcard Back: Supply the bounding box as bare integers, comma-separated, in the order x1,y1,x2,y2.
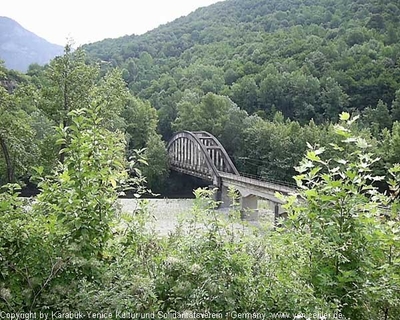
1,0,222,46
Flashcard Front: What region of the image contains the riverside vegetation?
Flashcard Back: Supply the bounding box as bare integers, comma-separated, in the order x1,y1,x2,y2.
1,95,400,318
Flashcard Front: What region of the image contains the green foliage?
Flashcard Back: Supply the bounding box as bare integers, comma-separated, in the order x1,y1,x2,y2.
379,121,400,171
115,188,337,314
363,99,392,135
391,89,400,122
122,96,158,151
284,112,400,319
40,45,99,127
2,110,400,318
0,46,157,308
78,0,400,187
3,0,400,314
84,0,400,130
0,102,136,311
0,83,39,184
35,107,128,259
235,115,347,182
121,96,169,191
173,92,240,138
140,133,169,192
0,184,56,311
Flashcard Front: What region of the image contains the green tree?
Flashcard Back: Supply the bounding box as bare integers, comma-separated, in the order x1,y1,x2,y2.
391,89,400,122
81,0,400,134
121,96,169,191
363,99,392,134
224,68,239,85
379,121,400,167
319,77,348,121
141,133,169,192
122,97,158,151
40,44,98,127
0,103,137,311
286,113,400,319
229,76,259,113
0,83,38,184
39,44,98,163
36,106,128,259
173,92,237,138
39,45,129,164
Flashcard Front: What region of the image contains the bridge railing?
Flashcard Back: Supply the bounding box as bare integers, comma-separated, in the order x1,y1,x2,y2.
171,160,297,189
237,171,297,188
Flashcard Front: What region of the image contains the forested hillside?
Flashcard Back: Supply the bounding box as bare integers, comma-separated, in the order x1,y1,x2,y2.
83,0,400,138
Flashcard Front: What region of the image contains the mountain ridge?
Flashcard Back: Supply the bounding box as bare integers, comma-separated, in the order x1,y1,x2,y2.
0,16,64,72
79,0,400,138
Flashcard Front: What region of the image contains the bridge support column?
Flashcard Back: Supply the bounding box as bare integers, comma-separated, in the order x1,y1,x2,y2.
240,195,259,221
220,185,231,208
209,185,221,204
273,203,288,225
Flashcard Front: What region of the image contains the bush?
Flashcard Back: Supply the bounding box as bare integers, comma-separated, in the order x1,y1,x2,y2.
1,111,399,318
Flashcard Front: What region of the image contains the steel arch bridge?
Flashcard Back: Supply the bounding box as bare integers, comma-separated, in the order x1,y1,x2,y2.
167,131,296,204
167,131,239,187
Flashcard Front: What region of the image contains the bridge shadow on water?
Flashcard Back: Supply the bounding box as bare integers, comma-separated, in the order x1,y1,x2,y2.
138,171,210,199
18,171,208,199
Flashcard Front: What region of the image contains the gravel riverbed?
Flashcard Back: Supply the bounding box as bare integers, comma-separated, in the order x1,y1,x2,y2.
117,198,275,236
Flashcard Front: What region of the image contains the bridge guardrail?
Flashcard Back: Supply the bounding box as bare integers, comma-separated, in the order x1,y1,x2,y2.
237,171,297,189
171,160,297,189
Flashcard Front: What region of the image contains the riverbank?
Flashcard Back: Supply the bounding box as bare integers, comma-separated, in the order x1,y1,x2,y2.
117,198,275,236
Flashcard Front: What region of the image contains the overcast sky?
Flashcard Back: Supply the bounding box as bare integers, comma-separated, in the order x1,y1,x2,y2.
1,0,223,46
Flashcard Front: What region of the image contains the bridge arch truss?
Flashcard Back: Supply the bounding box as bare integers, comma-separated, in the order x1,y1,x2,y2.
167,131,239,186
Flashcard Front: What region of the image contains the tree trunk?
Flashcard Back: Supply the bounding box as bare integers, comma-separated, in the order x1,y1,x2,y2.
59,74,69,164
59,119,67,164
0,134,14,183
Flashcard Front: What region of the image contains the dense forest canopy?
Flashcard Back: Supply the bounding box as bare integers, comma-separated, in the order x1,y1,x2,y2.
83,0,400,137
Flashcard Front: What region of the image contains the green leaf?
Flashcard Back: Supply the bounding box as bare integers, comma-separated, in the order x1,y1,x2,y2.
356,138,369,149
348,114,360,125
329,143,344,151
336,159,348,165
59,171,70,182
340,112,350,121
306,151,321,162
32,166,44,175
109,178,117,188
56,138,66,145
314,147,325,155
305,189,318,198
345,170,357,180
138,158,148,166
343,137,357,143
310,167,322,176
334,124,351,136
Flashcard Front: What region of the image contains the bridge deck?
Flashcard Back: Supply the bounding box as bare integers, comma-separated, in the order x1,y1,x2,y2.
218,172,296,195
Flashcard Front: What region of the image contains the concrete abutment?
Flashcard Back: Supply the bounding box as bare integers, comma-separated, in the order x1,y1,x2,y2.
211,185,287,223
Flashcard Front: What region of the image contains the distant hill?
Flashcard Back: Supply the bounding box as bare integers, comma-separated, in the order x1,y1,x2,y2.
0,16,64,72
83,0,400,138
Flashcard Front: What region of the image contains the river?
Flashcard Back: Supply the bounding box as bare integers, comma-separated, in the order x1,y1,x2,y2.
118,198,275,236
